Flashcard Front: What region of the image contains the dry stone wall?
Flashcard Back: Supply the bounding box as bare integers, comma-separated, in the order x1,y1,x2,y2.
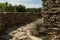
41,0,60,40
0,12,41,33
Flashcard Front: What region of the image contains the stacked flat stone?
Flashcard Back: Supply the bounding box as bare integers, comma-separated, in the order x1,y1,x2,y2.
41,0,60,40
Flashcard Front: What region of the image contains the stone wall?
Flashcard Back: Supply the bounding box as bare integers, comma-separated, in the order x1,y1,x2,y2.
0,12,41,33
41,0,60,40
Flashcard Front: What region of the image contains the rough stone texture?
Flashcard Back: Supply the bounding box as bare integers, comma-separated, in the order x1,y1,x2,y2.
0,18,43,40
0,12,41,33
40,0,60,40
0,0,60,40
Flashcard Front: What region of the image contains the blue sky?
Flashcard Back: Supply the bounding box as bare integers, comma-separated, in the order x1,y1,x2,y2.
0,0,42,8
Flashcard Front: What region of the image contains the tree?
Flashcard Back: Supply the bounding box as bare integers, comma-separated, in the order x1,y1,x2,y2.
7,4,14,12
0,2,9,12
13,5,17,12
0,3,6,12
16,5,26,12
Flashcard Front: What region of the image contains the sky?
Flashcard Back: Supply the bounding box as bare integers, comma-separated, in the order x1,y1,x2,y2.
0,0,42,8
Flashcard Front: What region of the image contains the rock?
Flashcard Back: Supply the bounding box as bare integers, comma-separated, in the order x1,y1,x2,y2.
0,35,12,40
41,0,60,40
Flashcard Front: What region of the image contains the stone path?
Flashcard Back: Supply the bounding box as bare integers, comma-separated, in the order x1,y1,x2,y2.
0,18,43,40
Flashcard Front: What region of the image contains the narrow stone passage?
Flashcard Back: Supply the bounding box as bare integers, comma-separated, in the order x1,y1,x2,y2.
0,18,43,40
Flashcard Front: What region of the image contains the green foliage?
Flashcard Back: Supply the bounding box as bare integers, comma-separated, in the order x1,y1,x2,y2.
13,5,17,12
16,5,26,12
6,4,13,12
0,2,26,12
0,3,6,12
0,2,41,12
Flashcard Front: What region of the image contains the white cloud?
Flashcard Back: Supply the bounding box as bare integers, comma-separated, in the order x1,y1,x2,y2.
23,4,42,8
